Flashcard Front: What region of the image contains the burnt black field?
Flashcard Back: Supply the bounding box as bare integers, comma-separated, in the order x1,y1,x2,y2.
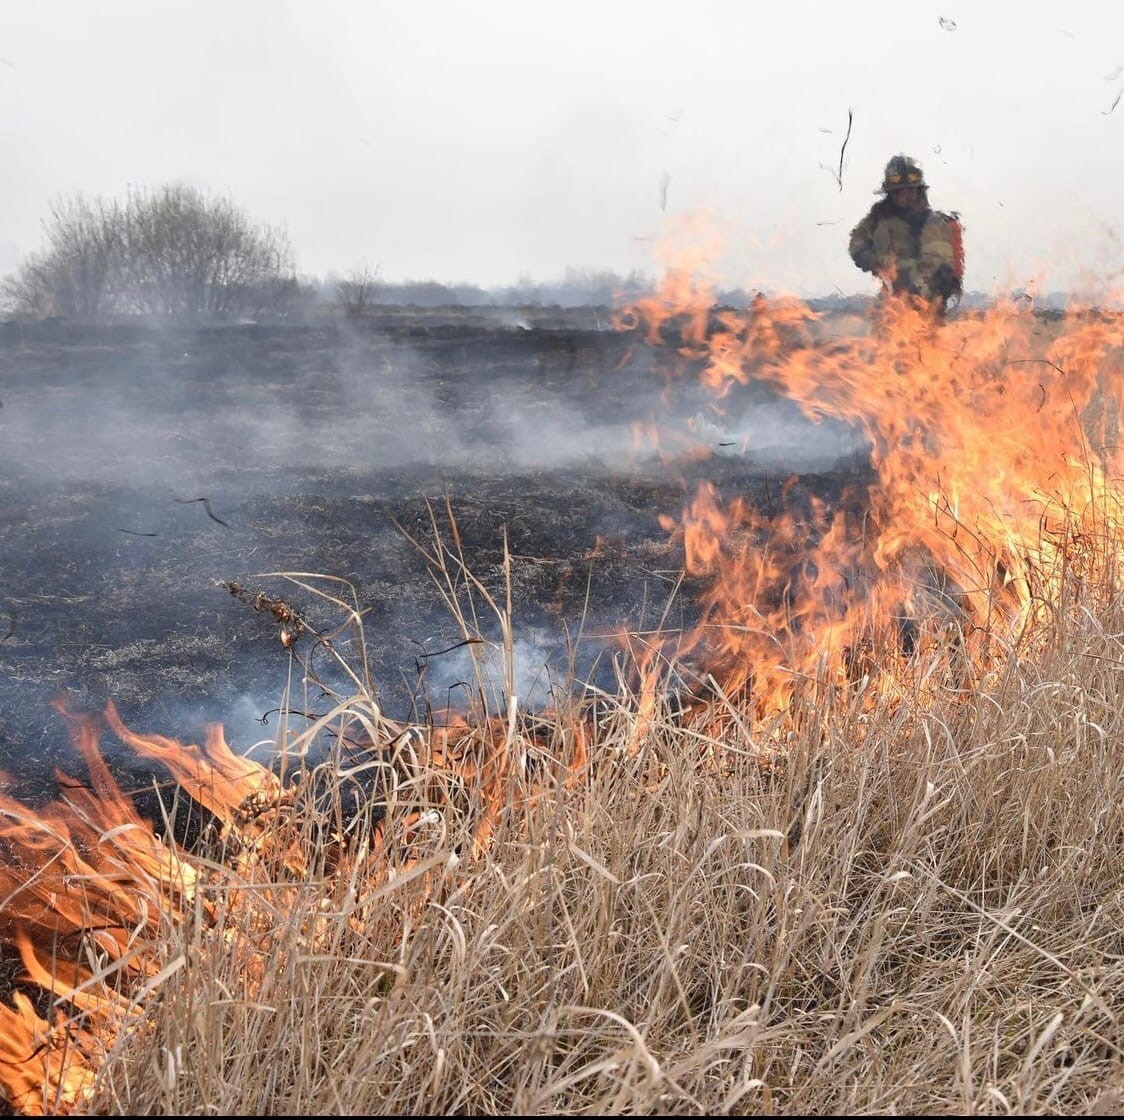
0,309,870,792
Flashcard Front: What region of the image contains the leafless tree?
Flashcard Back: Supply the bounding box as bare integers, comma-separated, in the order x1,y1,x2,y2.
334,265,381,316
2,194,124,320
4,184,296,322
116,184,294,320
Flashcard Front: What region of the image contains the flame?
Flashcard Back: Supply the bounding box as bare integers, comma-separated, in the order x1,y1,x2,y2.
0,698,578,1113
0,704,205,1113
0,698,360,1113
619,269,1124,721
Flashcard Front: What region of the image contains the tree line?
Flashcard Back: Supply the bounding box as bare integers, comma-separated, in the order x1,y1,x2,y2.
4,185,297,322
10,183,889,324
2,184,673,324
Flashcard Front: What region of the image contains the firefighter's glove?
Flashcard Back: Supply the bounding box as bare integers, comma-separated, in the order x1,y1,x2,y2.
930,263,961,300
852,248,877,274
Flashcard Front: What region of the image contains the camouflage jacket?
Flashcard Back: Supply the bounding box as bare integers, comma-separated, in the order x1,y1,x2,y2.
848,199,961,302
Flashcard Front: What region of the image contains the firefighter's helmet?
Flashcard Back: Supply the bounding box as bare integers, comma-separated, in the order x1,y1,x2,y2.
878,154,927,193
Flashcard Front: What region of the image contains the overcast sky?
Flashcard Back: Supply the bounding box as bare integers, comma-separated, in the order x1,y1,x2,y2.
2,1,1122,297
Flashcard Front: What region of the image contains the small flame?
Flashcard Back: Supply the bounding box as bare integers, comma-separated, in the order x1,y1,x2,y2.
0,704,212,1113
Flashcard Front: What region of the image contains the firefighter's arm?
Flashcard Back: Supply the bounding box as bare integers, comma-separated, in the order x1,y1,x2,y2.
848,215,879,274
919,216,960,299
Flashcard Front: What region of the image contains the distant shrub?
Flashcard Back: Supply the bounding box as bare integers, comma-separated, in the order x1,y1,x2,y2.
334,266,381,316
4,185,296,322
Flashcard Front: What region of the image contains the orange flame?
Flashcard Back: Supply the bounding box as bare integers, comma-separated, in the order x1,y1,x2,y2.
0,699,582,1113
620,274,1124,720
0,706,209,1113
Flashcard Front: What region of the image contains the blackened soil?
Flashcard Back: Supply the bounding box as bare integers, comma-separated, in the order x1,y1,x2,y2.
0,311,872,791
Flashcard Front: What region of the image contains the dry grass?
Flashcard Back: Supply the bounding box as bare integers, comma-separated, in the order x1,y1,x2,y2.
60,556,1124,1117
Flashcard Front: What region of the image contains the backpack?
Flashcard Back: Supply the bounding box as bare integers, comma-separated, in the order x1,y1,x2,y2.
938,211,965,288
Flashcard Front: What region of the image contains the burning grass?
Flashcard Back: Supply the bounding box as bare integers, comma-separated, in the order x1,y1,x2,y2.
4,288,1124,1113
6,582,1124,1115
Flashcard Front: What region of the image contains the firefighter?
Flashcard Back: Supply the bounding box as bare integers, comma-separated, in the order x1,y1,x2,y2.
849,155,963,314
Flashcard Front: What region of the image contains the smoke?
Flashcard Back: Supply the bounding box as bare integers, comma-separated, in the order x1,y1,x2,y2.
0,318,862,497
690,397,867,469
322,331,645,472
410,629,570,716
0,314,866,791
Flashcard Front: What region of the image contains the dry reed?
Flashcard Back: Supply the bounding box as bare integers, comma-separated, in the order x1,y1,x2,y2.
67,554,1124,1117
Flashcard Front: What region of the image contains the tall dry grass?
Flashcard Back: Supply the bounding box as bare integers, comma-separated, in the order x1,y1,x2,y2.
66,557,1124,1117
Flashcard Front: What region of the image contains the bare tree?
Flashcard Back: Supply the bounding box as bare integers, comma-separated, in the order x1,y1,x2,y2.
334,265,381,316
3,184,296,322
2,195,124,320
116,184,294,320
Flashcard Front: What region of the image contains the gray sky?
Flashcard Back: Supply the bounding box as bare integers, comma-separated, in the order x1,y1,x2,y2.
2,0,1122,297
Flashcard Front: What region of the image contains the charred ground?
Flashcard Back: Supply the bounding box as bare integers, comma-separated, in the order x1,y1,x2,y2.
0,310,871,791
